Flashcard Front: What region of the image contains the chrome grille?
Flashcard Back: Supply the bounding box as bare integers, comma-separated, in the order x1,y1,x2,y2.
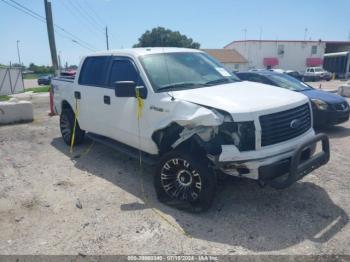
333,102,349,111
260,103,311,147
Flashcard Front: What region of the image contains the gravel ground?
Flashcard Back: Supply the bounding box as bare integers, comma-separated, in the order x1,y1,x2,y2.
306,80,348,92
0,95,350,255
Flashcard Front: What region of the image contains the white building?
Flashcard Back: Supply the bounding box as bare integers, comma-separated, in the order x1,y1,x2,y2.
224,40,326,72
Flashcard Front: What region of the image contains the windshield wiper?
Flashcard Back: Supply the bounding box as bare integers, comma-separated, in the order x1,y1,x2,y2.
157,82,200,91
204,78,230,86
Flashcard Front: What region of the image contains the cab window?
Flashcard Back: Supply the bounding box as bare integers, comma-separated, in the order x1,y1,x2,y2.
108,59,142,87
79,56,109,86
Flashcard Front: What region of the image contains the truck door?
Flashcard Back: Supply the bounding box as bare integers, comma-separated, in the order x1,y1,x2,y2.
75,55,111,135
104,57,152,151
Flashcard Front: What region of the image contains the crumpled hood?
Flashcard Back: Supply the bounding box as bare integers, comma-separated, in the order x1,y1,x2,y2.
172,81,308,116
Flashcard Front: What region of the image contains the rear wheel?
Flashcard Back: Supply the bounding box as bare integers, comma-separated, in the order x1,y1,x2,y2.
60,108,85,146
154,150,217,212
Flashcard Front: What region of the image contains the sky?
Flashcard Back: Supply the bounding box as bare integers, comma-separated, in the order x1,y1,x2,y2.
1,0,349,66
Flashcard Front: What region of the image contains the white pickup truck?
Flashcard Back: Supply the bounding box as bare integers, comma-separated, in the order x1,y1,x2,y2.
303,67,333,82
52,48,330,211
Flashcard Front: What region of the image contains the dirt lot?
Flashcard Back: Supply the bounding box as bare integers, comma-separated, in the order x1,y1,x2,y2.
306,79,348,92
0,94,350,255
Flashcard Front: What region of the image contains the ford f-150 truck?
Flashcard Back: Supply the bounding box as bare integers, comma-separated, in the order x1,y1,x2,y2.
52,48,330,212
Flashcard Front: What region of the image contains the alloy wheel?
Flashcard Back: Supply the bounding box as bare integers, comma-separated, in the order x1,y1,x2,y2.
160,158,202,201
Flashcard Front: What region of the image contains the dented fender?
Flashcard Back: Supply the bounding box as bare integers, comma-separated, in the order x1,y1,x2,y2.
151,100,226,154
154,100,224,130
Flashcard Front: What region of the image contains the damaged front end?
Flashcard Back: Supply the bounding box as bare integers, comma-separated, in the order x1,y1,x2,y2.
151,101,256,175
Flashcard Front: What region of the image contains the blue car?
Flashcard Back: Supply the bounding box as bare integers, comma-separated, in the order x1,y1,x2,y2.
236,71,350,128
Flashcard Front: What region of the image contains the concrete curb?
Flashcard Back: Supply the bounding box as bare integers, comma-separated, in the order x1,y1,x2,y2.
337,85,350,98
0,98,34,125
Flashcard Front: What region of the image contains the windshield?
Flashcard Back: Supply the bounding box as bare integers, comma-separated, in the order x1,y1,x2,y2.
139,52,240,92
268,73,313,91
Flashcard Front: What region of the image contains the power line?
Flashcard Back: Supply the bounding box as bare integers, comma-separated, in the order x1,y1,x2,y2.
55,30,96,52
74,0,105,30
6,0,96,50
82,0,105,28
65,0,105,35
58,0,104,38
2,0,97,51
1,0,44,23
81,0,115,46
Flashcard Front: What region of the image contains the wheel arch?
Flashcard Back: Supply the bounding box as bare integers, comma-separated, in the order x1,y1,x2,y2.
152,122,221,158
61,100,73,113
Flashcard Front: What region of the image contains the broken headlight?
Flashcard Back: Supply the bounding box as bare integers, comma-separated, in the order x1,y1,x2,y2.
219,121,256,151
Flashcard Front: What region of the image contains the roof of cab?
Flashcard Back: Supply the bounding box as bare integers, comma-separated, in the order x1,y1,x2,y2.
89,47,202,57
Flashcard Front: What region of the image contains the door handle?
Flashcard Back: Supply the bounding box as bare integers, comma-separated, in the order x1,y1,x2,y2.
104,95,110,105
74,91,81,99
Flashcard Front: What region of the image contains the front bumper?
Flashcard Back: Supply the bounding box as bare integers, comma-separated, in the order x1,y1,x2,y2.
216,132,330,188
259,133,330,189
313,108,350,127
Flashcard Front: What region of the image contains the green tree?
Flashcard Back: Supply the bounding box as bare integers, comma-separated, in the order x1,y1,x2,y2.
28,62,54,74
133,27,200,49
11,63,25,70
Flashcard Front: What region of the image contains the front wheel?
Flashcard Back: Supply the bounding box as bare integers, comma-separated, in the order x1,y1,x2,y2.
154,150,217,212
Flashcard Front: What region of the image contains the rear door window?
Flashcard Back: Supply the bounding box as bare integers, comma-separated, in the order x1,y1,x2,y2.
79,56,109,86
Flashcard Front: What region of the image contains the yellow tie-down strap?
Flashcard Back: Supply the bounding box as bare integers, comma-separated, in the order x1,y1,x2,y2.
136,88,144,119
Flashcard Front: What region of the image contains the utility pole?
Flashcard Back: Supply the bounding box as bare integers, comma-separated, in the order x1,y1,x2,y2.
16,40,22,65
58,51,62,70
44,0,59,75
303,28,308,41
105,26,109,50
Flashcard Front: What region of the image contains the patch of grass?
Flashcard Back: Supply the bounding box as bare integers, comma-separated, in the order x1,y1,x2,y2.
0,95,10,101
25,85,51,93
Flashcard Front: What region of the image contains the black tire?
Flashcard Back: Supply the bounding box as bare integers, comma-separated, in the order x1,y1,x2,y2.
154,150,217,212
60,108,85,146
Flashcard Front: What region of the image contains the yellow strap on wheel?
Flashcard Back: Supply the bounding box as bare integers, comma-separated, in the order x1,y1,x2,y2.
70,98,79,154
134,87,190,237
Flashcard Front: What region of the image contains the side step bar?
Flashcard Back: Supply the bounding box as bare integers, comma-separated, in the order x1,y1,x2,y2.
86,133,158,166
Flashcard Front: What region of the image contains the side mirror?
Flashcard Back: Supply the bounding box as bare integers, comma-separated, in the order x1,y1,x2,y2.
136,86,147,99
115,81,136,97
114,81,147,99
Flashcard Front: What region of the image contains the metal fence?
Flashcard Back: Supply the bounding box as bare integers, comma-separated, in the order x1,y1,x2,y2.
0,67,24,96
